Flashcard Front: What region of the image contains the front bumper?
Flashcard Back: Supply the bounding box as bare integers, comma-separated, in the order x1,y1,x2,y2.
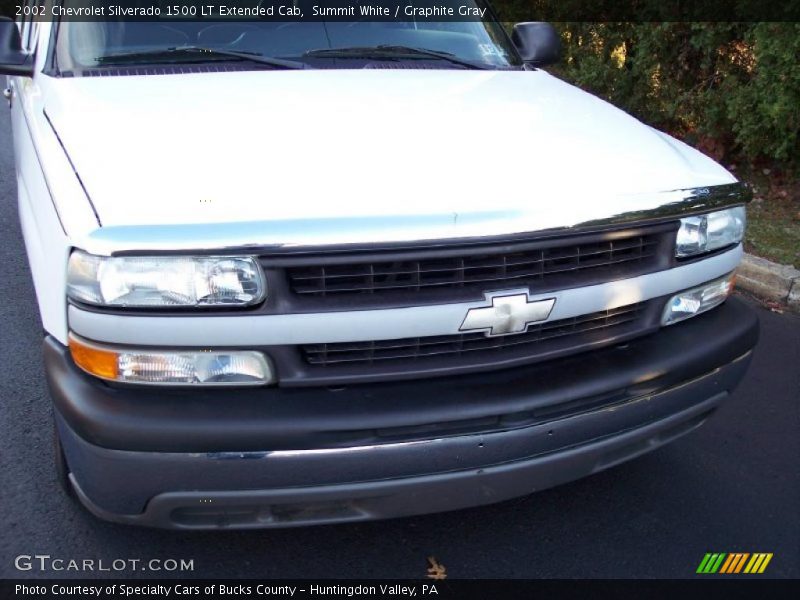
47,298,758,529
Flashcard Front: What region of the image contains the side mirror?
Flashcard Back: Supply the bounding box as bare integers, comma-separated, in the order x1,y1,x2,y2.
512,22,562,67
0,16,33,76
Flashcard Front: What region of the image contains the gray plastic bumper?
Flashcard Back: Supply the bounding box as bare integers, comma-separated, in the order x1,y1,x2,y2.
58,351,753,529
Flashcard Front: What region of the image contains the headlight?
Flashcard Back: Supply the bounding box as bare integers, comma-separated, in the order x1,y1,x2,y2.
661,273,736,326
676,206,746,258
69,334,274,387
67,251,266,308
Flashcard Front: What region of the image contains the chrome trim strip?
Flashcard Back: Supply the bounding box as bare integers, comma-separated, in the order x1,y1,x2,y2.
267,439,440,458
68,245,742,347
77,183,749,257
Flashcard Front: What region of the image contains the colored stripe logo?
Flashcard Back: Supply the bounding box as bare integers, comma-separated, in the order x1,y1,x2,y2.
697,553,773,574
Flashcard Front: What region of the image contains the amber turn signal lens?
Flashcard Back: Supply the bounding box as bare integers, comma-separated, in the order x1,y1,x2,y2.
68,334,120,380
66,334,273,387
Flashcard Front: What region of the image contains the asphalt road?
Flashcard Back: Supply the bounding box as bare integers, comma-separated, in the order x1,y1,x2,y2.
1,109,798,580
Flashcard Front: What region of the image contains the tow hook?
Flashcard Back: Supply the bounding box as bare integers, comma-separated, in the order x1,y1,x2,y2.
2,86,11,107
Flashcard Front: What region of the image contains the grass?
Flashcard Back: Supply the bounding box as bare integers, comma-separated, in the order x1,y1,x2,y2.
739,169,800,268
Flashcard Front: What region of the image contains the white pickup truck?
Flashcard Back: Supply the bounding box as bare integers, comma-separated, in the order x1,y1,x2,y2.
2,2,757,529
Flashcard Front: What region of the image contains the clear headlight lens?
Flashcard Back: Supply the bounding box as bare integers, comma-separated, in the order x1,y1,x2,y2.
662,273,736,326
67,251,265,308
676,206,746,258
69,334,274,387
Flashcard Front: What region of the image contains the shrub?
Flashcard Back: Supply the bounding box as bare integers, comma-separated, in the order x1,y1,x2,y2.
545,22,800,172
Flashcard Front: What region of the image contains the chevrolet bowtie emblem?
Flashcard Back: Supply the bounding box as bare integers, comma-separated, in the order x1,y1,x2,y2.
460,291,556,337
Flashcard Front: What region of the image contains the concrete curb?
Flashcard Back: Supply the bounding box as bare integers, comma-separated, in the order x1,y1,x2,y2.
737,253,800,313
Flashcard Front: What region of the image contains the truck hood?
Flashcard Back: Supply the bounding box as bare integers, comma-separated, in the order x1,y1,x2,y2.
45,69,735,238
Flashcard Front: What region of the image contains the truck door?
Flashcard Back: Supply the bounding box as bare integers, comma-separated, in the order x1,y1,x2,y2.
8,0,42,171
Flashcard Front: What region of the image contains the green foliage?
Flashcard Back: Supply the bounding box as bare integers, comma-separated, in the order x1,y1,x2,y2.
544,22,800,172
723,23,800,166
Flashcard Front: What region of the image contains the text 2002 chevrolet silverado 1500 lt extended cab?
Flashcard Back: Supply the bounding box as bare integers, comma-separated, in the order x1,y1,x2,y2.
2,1,758,529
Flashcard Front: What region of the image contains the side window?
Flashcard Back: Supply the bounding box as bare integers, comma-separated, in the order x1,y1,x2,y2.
18,0,43,53
18,0,33,50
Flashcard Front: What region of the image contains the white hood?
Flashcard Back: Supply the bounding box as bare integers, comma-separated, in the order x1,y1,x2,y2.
45,69,735,232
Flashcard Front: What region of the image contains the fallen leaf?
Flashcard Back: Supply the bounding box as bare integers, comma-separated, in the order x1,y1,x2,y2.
765,300,784,314
427,556,447,580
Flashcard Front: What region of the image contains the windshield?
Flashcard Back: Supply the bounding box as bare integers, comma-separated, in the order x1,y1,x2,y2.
54,1,521,73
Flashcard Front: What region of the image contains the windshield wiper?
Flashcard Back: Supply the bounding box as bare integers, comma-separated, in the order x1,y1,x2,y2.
303,45,493,70
97,47,307,70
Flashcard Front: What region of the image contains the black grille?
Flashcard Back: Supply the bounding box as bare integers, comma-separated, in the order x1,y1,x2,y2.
288,233,663,298
303,303,647,368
